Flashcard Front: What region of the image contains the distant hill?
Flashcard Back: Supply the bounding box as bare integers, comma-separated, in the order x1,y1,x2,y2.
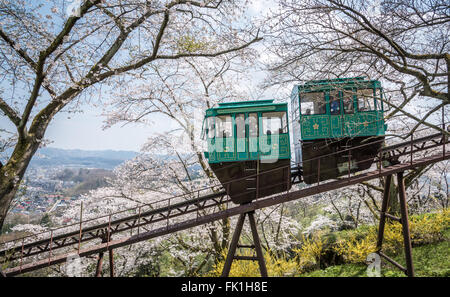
29,147,139,169
53,168,116,196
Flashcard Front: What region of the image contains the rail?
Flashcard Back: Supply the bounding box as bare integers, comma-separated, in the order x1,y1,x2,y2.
1,124,448,276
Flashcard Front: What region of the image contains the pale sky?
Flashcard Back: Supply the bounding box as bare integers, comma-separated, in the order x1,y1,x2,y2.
45,107,169,152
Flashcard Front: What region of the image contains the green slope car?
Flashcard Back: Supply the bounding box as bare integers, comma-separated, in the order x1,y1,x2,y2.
292,77,386,184
203,77,386,204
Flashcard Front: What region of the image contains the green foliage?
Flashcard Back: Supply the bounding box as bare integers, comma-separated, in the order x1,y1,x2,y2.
39,213,52,227
402,239,450,277
333,232,377,264
129,246,164,277
301,239,450,277
298,209,450,277
300,263,369,277
1,222,13,234
177,35,209,53
209,249,299,277
331,208,450,263
205,209,449,277
409,209,450,245
293,233,326,272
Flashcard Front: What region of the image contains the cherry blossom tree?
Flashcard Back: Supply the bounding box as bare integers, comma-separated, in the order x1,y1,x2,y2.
0,0,262,229
93,51,302,272
260,0,449,222
264,0,448,135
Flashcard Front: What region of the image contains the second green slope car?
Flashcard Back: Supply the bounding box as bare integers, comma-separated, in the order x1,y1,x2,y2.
291,77,386,184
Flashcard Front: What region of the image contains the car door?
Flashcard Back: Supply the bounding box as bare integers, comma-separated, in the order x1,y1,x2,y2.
329,89,342,137
342,88,356,136
236,113,247,161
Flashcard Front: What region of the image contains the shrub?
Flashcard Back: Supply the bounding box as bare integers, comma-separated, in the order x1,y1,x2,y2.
409,208,450,245
209,249,299,277
333,232,377,264
332,208,450,263
293,233,325,272
207,209,449,276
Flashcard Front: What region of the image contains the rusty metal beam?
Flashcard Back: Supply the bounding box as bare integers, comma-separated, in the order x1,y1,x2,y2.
397,172,415,277
382,133,442,151
221,211,267,277
247,211,268,277
376,175,392,250
95,251,104,277
109,249,114,277
0,191,228,262
221,213,245,277
3,133,449,265
95,237,107,277
377,251,407,273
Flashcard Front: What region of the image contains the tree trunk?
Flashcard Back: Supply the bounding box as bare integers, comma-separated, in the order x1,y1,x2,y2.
388,180,400,215
0,137,40,231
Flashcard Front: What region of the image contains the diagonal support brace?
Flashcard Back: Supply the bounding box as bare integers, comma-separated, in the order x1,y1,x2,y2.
376,172,414,277
221,211,267,277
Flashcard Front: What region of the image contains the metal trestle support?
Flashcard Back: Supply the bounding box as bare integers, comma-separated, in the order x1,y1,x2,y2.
376,173,414,277
221,211,268,277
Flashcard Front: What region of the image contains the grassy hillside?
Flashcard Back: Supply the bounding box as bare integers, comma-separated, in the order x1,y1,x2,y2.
209,209,449,277
299,211,450,277
302,238,450,277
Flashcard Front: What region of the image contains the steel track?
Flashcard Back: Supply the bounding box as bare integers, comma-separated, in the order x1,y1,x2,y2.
1,132,448,276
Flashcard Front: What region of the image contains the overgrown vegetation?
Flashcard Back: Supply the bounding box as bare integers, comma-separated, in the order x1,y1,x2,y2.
206,209,449,277
302,239,450,277
209,249,298,277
